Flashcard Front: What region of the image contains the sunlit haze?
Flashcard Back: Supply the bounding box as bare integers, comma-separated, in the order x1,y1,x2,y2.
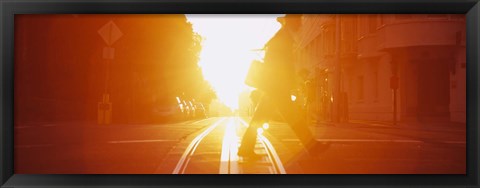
15,14,466,175
187,15,283,110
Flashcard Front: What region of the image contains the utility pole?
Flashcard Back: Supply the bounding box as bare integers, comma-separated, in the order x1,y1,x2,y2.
333,15,342,123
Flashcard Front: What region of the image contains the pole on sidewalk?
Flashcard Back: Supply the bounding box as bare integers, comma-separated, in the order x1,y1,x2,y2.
333,15,342,123
393,88,397,126
98,47,114,125
390,60,399,126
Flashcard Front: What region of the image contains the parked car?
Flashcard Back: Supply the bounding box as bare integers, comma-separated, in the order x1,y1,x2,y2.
187,101,196,118
194,102,207,119
152,96,184,122
182,100,191,119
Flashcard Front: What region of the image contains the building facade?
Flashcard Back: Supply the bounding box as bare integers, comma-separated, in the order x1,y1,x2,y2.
292,14,466,124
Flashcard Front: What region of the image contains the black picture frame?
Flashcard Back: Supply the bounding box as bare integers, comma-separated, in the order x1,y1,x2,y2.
1,0,479,187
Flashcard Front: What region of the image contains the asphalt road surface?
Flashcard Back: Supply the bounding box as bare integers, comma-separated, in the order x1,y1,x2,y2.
15,116,466,174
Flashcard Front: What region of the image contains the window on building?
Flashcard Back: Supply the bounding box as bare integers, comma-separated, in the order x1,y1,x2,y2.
313,36,320,58
315,35,323,58
368,15,377,34
307,44,312,65
304,44,309,66
348,75,353,104
341,16,356,53
357,16,366,39
324,27,335,56
374,71,379,101
358,76,364,101
378,16,386,28
341,21,347,52
301,49,306,65
322,30,328,55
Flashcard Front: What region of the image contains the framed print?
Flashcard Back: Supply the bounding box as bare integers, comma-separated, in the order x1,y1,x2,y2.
1,0,479,187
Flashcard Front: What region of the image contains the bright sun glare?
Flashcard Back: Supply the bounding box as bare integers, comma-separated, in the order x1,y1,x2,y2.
186,15,283,110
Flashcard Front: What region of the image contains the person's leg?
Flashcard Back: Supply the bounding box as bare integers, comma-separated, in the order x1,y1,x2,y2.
271,93,329,156
238,96,272,156
273,94,315,146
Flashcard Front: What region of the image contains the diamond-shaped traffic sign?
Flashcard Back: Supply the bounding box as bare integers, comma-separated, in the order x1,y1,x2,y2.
98,21,123,46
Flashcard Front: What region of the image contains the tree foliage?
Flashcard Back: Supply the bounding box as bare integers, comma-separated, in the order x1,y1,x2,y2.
15,14,216,123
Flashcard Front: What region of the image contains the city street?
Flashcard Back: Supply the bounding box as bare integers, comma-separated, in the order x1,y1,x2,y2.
15,116,466,174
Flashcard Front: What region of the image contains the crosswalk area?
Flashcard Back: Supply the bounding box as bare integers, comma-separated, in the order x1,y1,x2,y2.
161,117,286,174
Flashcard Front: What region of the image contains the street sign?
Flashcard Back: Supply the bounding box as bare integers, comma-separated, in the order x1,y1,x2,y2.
98,93,112,125
98,21,123,46
390,76,399,90
103,47,115,59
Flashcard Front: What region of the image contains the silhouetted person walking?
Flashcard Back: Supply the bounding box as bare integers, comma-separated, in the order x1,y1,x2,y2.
238,15,330,160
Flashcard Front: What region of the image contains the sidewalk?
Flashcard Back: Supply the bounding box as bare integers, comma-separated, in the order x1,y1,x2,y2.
313,119,466,133
16,118,211,129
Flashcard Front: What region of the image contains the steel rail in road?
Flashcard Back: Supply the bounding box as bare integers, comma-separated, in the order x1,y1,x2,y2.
219,118,240,174
172,117,227,174
238,118,286,174
171,117,285,174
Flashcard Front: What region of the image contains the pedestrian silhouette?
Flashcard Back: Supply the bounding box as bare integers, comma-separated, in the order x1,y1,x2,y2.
238,14,330,160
